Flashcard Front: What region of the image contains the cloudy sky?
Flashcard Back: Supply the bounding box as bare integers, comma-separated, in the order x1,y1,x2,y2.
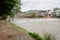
21,0,60,12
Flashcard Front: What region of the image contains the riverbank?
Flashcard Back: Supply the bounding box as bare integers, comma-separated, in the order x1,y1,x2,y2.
0,20,35,40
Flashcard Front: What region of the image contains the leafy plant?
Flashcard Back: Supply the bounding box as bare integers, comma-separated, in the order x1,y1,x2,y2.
29,32,44,40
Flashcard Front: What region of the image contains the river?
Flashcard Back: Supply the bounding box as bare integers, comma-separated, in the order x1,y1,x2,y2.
11,18,60,40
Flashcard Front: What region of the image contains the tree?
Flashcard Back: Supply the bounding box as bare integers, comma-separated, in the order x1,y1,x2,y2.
0,0,21,20
31,11,35,17
52,7,60,18
9,0,21,21
53,7,60,11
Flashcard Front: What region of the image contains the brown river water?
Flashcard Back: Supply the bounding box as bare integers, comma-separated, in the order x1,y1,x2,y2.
11,18,60,40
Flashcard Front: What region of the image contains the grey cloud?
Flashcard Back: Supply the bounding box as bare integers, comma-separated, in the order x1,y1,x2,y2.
21,0,60,11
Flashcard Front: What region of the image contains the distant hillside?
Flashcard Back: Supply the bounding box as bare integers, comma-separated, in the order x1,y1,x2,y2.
0,20,35,40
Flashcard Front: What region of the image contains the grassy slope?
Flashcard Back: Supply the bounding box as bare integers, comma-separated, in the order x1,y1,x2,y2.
0,20,34,40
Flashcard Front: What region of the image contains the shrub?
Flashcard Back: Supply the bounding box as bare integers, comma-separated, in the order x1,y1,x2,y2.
31,11,35,17
29,32,44,40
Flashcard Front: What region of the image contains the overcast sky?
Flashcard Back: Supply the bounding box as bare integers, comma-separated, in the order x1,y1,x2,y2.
21,0,60,12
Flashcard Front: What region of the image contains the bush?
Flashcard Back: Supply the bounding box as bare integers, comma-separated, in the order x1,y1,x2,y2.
29,32,44,40
31,12,35,17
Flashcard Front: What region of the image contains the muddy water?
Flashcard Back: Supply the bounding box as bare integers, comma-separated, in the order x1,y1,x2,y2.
11,18,60,40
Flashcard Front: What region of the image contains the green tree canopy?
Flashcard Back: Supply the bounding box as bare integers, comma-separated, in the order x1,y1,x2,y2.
0,0,21,20
31,11,35,17
53,7,60,11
